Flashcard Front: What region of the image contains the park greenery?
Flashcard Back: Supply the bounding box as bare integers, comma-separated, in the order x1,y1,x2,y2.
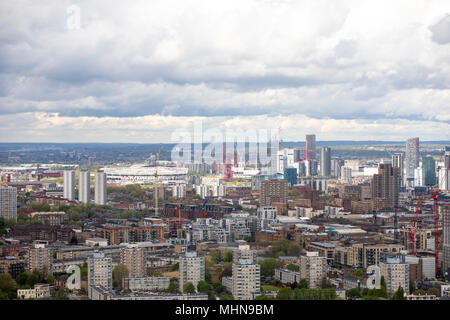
112,264,129,290
270,239,302,257
274,287,337,300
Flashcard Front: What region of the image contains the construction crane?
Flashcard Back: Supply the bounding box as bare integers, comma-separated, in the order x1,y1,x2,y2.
428,160,450,278
429,185,440,278
408,194,421,255
157,143,163,161
154,167,162,216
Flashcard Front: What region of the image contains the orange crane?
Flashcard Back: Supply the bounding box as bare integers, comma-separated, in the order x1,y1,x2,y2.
408,194,421,255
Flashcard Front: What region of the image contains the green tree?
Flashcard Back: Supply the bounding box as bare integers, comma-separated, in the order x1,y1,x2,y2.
224,250,233,263
286,263,300,272
276,288,292,300
298,278,308,289
30,202,51,212
259,258,282,277
183,282,196,294
68,208,80,221
427,287,440,297
167,278,179,294
205,269,212,283
197,280,212,293
26,272,39,288
320,277,333,289
53,288,69,300
16,271,29,286
170,262,179,271
354,269,364,277
46,274,55,284
346,287,362,299
213,282,226,294
0,274,17,294
392,286,405,300
409,280,415,294
271,239,301,257
112,264,129,290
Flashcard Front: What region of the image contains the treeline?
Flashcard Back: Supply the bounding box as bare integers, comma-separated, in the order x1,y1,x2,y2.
256,287,337,300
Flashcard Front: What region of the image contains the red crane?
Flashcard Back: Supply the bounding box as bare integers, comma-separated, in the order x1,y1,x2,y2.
222,142,233,181
429,160,450,278
408,194,421,255
429,185,440,278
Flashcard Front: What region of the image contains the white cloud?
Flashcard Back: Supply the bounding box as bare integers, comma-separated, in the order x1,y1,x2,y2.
0,0,449,141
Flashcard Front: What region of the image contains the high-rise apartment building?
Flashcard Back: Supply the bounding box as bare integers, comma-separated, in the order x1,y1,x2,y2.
232,258,260,300
331,159,344,178
443,205,450,277
298,251,327,288
320,147,331,177
88,252,112,290
392,153,404,187
78,171,90,204
195,184,209,199
120,244,146,278
414,167,424,187
372,163,400,209
27,243,52,274
305,134,316,161
94,171,107,205
405,137,420,181
259,179,288,206
340,167,352,184
63,170,75,201
380,253,410,295
172,183,186,198
232,244,257,264
283,167,298,186
439,147,450,191
422,157,436,186
0,186,17,221
179,252,205,292
304,159,318,176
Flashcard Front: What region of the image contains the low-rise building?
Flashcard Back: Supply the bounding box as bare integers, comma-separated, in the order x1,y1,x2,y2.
122,277,170,292
274,268,302,285
17,284,50,300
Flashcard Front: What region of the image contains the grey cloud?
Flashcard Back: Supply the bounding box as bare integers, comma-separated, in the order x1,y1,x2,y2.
429,13,450,45
334,39,357,59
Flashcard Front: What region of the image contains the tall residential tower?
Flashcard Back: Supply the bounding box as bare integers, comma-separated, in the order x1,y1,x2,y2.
63,170,75,201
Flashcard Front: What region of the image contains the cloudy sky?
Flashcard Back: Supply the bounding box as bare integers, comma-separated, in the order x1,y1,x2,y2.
1,0,450,143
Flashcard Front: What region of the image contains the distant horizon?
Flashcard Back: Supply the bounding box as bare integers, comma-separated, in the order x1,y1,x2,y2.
0,140,448,145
